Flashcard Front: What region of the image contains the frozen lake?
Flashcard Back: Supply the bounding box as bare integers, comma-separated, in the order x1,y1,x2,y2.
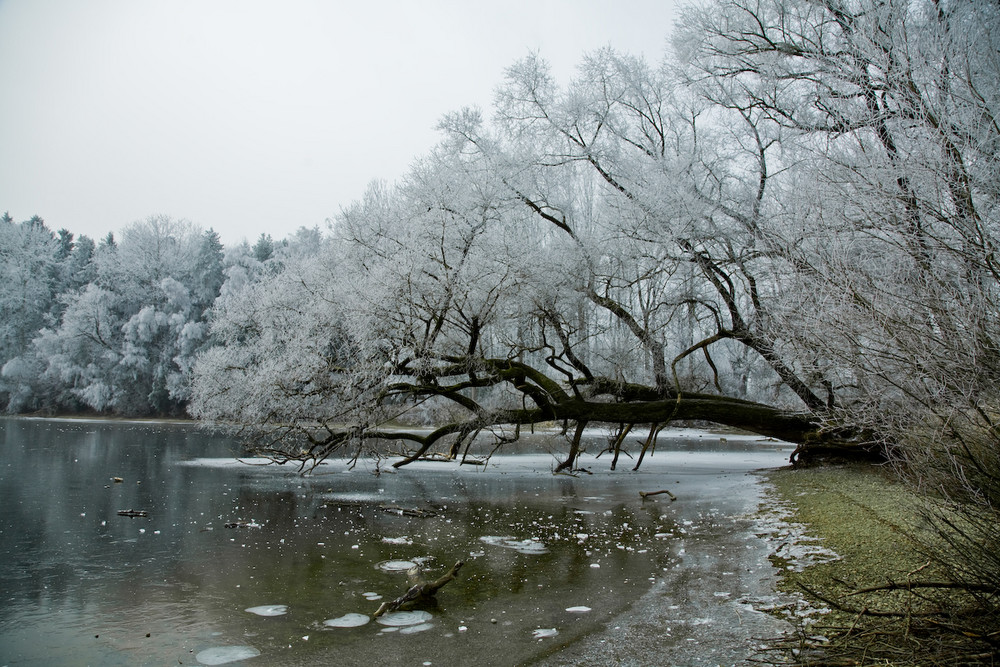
0,418,794,665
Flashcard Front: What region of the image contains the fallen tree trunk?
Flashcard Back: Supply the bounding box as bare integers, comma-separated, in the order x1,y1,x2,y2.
248,362,876,471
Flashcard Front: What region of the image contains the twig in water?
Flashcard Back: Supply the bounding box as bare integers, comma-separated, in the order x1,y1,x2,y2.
639,489,677,501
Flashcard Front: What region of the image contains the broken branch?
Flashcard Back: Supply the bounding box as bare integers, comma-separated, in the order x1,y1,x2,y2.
374,560,465,617
639,489,677,501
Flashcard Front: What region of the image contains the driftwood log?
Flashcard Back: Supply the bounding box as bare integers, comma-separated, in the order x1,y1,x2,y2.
639,489,677,501
117,509,149,517
373,560,464,617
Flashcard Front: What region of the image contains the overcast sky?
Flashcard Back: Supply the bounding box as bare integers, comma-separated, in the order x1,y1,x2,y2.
0,0,677,246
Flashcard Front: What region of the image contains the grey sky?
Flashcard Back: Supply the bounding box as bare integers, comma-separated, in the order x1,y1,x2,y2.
0,0,677,246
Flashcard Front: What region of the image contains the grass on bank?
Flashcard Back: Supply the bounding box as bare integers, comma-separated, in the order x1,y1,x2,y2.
761,463,998,666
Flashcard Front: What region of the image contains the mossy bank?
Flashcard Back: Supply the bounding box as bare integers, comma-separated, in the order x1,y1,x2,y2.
761,463,997,666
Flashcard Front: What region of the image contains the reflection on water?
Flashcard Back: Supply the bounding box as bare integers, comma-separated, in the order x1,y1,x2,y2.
0,418,791,666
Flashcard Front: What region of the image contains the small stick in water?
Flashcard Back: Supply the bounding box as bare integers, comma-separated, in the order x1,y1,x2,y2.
639,489,677,501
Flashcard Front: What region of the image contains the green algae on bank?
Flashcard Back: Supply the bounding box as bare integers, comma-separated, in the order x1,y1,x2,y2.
760,463,993,666
764,463,931,582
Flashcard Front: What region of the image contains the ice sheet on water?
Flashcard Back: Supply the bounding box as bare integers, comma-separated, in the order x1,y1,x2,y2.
195,645,261,664
754,487,840,571
323,613,370,628
506,539,549,554
324,491,386,502
244,604,287,616
376,610,433,627
182,457,279,468
479,535,549,554
399,622,435,634
376,559,418,572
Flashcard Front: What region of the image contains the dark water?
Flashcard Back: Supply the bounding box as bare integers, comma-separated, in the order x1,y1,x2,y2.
0,418,792,666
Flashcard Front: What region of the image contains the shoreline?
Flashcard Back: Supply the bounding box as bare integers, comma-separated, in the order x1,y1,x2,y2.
757,463,962,665
536,464,799,666
536,462,934,666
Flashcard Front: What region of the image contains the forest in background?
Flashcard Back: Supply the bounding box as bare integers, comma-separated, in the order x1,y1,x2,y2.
0,213,324,417
3,0,999,658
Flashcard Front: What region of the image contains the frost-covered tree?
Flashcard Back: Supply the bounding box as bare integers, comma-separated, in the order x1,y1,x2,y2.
675,0,1000,649
190,233,348,432
0,214,61,407
0,215,58,359
4,215,226,415
190,90,832,473
191,228,225,316
190,0,997,489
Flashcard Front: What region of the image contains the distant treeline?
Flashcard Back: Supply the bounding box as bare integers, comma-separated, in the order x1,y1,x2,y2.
0,212,325,416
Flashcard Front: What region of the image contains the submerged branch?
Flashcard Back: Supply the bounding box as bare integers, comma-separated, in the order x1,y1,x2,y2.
373,561,465,617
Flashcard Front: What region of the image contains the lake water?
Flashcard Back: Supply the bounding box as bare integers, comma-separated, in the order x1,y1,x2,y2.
0,418,795,666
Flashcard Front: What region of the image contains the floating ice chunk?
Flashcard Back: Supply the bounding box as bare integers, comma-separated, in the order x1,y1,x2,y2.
323,613,370,628
565,606,591,613
363,592,382,601
376,610,433,627
532,628,558,638
382,536,413,545
479,535,548,554
399,622,434,634
195,645,261,664
244,605,288,616
507,539,549,554
376,560,418,572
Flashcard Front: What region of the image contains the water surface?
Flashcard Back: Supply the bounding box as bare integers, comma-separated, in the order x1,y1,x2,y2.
0,418,793,665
